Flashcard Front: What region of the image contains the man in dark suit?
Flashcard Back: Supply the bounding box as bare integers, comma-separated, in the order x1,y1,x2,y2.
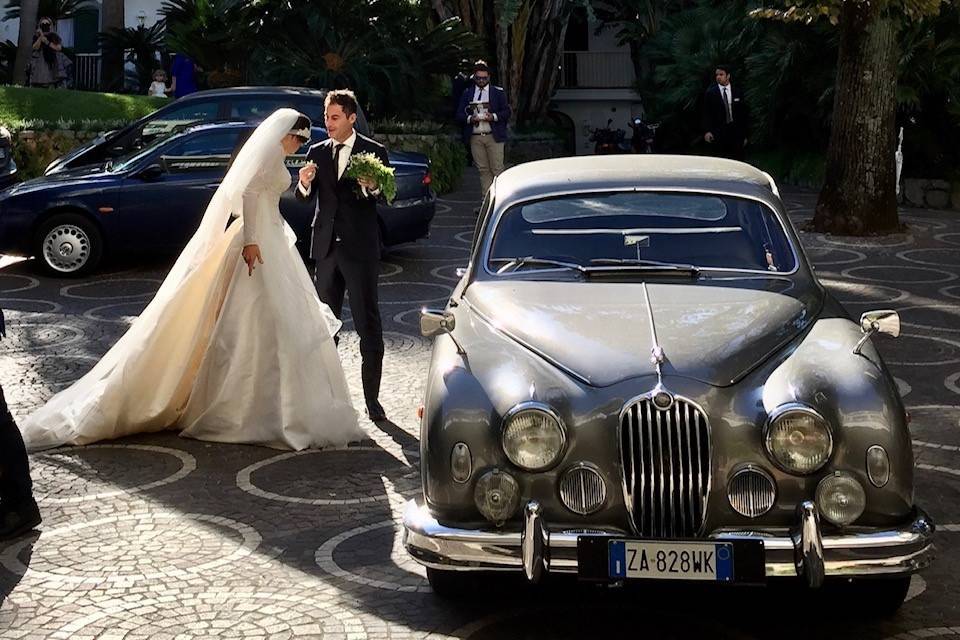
296,89,391,422
456,60,511,199
701,64,749,160
0,307,41,539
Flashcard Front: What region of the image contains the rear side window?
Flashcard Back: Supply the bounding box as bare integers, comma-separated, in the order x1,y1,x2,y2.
167,130,244,157
229,98,291,119
142,101,220,139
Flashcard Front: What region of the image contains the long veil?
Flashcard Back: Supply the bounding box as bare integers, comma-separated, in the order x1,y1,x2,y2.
20,109,302,450
157,108,300,294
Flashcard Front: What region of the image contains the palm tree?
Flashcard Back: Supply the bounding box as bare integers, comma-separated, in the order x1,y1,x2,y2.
11,0,38,85
3,0,86,23
99,21,167,93
100,0,124,89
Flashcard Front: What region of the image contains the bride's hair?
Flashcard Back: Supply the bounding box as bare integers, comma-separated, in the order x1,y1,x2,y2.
289,113,312,142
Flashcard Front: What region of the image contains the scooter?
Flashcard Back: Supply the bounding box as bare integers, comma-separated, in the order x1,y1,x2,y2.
589,119,626,155
629,117,660,154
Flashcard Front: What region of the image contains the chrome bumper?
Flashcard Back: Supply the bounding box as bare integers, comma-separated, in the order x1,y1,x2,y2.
402,499,935,586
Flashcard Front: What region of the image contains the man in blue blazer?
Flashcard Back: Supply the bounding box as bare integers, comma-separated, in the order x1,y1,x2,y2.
456,60,511,199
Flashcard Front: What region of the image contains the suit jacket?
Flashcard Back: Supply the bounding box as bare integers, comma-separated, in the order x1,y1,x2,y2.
296,133,390,262
456,84,511,143
701,83,749,139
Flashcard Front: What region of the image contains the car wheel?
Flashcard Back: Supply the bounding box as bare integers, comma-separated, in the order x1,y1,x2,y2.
426,567,495,599
34,213,103,277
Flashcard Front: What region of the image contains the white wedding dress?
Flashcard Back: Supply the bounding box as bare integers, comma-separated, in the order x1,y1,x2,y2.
20,109,362,451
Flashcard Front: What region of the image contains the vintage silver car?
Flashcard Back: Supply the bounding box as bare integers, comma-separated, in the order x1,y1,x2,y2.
403,156,934,609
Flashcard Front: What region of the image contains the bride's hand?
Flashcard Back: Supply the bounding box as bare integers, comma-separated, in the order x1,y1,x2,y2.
242,244,263,276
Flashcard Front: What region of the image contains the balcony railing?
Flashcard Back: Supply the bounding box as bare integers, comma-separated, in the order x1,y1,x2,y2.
560,51,636,89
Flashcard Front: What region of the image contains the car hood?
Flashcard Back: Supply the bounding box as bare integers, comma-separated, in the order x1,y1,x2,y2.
4,164,113,196
464,280,818,387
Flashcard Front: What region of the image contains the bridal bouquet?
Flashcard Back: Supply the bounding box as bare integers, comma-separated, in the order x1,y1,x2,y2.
345,152,397,204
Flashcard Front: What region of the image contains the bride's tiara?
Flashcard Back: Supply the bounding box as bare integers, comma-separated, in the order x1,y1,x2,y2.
289,127,311,139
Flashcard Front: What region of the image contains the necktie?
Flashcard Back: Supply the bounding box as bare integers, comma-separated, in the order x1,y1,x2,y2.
332,143,345,180
722,87,733,124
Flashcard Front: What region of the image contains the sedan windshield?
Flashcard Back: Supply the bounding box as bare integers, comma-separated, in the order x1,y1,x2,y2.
487,192,796,274
108,136,175,173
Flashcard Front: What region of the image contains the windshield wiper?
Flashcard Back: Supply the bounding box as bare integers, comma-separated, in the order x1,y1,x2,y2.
491,256,588,275
588,258,701,276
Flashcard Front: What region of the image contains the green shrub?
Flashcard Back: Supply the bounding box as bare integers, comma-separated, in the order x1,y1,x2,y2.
10,130,93,180
373,118,456,136
387,134,466,195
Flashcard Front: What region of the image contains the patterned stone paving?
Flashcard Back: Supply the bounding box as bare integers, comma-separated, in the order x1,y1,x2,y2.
0,168,959,639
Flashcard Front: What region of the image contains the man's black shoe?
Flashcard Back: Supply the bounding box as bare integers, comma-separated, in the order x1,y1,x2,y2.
365,401,387,423
0,499,41,540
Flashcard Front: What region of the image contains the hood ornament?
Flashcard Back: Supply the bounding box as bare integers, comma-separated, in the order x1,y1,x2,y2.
642,282,666,385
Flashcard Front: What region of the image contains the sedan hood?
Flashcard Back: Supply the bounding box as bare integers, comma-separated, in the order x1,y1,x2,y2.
465,280,818,387
5,164,112,195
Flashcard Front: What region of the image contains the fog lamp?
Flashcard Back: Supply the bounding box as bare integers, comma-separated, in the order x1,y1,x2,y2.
815,471,866,527
474,468,520,526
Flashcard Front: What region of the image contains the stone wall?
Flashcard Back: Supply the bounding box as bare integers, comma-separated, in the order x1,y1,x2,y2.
900,179,960,211
10,129,105,180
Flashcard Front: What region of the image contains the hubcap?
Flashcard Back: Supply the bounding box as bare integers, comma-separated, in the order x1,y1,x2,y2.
42,224,91,273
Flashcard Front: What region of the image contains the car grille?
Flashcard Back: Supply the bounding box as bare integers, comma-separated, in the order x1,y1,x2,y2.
620,396,711,538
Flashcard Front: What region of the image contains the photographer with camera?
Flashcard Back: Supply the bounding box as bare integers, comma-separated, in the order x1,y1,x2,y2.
28,16,63,88
456,60,511,204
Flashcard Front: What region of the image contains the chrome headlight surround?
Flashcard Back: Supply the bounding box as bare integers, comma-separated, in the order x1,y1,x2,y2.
501,402,566,472
763,403,833,475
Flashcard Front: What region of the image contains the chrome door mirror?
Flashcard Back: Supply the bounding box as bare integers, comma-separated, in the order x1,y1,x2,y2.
854,310,900,355
421,308,456,338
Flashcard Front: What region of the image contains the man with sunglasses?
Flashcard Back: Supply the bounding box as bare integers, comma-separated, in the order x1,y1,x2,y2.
456,60,511,202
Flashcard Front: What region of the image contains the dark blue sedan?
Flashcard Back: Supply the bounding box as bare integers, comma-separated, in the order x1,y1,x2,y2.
0,122,435,275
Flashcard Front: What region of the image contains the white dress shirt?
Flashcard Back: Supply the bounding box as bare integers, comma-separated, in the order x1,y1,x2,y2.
719,83,734,123
471,85,498,134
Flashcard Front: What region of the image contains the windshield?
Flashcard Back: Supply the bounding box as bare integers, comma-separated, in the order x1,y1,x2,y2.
108,135,177,173
487,192,796,274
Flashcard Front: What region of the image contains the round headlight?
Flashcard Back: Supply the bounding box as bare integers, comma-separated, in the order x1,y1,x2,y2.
816,471,866,526
501,403,566,471
764,405,833,474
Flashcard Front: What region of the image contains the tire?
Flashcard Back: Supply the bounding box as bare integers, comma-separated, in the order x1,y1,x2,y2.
34,213,103,277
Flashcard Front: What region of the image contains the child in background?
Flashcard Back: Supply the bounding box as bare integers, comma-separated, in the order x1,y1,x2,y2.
148,69,169,97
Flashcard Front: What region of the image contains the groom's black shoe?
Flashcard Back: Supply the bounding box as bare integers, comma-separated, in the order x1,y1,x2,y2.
0,499,41,540
365,401,387,423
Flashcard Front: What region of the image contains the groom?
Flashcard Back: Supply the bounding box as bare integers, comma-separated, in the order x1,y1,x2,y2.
296,89,391,423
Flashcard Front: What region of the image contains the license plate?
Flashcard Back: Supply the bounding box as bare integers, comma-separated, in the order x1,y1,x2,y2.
608,540,734,582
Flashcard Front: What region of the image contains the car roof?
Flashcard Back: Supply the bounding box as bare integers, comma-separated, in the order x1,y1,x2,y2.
180,120,326,135
180,86,328,100
492,155,781,208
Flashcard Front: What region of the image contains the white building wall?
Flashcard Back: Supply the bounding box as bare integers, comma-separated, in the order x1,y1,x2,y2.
0,0,164,47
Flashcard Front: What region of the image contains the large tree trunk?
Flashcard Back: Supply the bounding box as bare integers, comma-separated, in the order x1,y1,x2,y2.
100,0,125,90
812,1,900,235
12,0,39,85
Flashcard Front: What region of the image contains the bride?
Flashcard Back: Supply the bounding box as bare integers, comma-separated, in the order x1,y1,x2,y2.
20,108,363,451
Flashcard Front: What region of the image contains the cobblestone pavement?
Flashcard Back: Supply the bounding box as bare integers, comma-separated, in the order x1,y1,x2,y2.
1,169,959,639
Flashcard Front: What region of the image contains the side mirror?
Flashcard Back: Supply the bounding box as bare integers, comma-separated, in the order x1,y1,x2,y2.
421,308,456,338
137,164,164,181
853,310,900,355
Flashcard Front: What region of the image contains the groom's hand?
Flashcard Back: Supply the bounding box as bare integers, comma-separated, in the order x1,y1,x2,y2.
242,244,263,276
299,162,317,189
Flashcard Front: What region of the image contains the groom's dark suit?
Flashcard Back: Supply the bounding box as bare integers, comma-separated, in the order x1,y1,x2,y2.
296,132,390,418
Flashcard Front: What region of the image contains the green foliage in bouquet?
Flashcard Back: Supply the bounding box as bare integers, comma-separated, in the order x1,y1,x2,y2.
344,152,397,204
